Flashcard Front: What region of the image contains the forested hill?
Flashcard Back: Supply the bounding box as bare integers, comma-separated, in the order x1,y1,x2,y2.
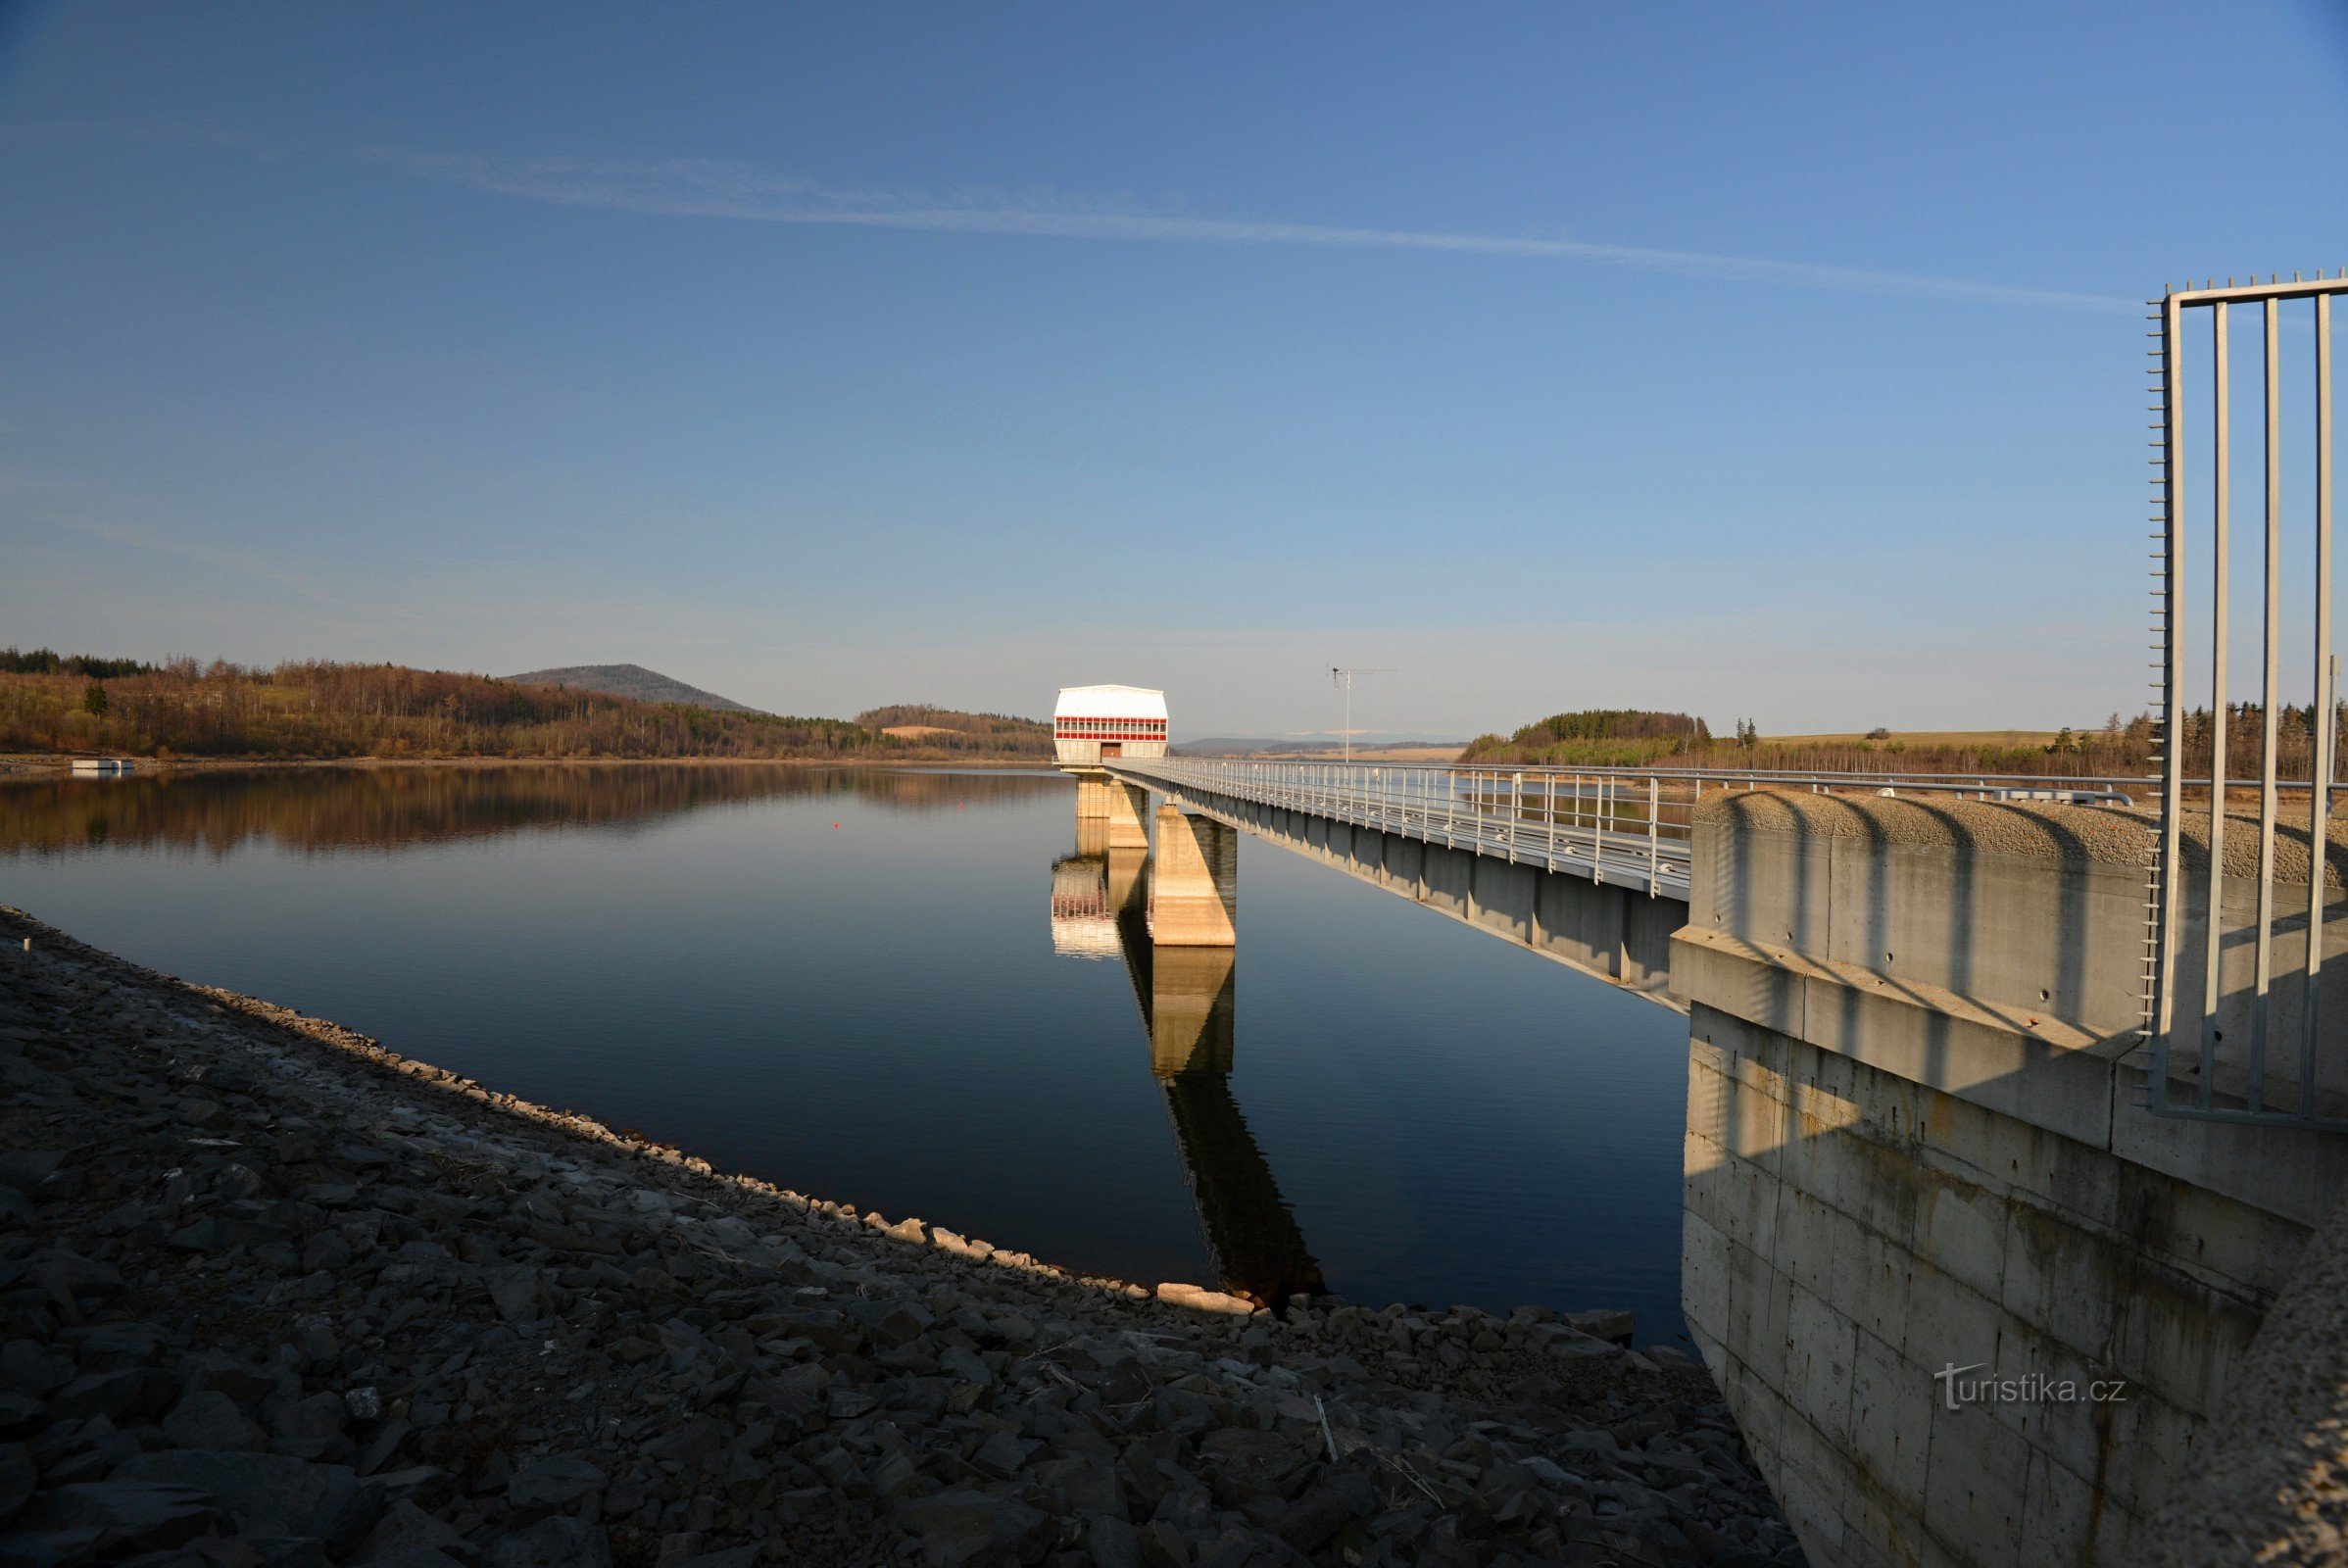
505,663,758,713
853,705,1054,758
0,652,1042,762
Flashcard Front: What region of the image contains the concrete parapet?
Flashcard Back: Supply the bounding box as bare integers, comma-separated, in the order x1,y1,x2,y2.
1151,806,1237,946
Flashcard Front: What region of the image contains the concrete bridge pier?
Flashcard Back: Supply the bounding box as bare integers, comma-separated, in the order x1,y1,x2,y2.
1075,773,1150,854
1106,781,1151,853
1151,805,1238,947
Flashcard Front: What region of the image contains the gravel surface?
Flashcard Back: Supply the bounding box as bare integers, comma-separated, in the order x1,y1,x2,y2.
0,906,1796,1568
1695,790,2348,887
2150,1179,2348,1568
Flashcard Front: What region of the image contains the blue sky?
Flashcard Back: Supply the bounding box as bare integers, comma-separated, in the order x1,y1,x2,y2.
2,3,2344,736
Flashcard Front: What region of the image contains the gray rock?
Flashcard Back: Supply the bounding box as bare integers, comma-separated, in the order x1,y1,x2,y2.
0,1394,39,1441
485,1265,544,1322
304,1231,355,1273
969,1429,1037,1479
0,1150,66,1193
0,1525,106,1565
1198,1427,1310,1504
177,1348,278,1404
21,1479,220,1552
896,1489,1052,1567
352,1498,473,1564
361,1549,468,1568
1563,1308,1636,1345
1085,1514,1144,1568
507,1454,606,1518
1272,1473,1375,1553
483,1514,612,1568
112,1448,381,1553
1032,1458,1122,1520
356,1417,416,1477
273,1391,353,1446
674,1548,762,1568
162,1389,270,1452
47,1367,176,1422
0,1445,32,1528
938,1346,993,1387
30,1251,123,1310
0,1341,70,1396
169,1214,232,1252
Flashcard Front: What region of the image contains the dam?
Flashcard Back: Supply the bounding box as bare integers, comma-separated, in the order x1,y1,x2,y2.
1069,689,2347,1567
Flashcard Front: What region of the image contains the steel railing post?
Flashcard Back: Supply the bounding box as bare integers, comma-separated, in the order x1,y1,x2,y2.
1648,774,1660,896
2250,298,2283,1110
2201,302,2232,1112
2309,294,2337,1117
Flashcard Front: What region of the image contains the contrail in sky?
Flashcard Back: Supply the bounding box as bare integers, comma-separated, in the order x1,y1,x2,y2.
373,152,2138,316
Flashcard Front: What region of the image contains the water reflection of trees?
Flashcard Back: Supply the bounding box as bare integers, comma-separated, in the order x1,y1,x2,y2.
0,764,1069,857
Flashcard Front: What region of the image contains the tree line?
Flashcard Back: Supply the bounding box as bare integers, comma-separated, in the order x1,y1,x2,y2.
851,704,1055,758
0,655,1046,762
1457,706,2347,779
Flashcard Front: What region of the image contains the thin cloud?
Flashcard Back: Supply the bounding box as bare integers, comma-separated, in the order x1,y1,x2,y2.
370,151,2137,315
56,515,390,620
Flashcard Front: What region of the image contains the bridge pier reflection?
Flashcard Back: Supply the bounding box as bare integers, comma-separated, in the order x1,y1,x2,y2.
1051,794,1321,1305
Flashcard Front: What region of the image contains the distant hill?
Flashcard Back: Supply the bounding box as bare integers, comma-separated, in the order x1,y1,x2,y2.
506,663,758,714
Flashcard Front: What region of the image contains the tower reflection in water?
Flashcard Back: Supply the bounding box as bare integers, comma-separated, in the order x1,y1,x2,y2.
1048,831,1325,1307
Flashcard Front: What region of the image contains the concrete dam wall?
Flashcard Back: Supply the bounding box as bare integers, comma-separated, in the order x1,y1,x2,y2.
1675,792,2348,1568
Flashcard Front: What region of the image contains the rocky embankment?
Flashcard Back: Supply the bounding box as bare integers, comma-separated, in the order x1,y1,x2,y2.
0,906,1799,1568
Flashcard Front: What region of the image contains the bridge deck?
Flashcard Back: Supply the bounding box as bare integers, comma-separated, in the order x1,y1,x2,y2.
1106,757,1692,901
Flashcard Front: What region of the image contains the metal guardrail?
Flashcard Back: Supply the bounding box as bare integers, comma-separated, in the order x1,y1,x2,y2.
1104,758,2218,904
2146,273,2345,1129
1114,757,1698,898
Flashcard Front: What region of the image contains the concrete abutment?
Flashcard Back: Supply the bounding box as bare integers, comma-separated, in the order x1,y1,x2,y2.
1679,793,2348,1568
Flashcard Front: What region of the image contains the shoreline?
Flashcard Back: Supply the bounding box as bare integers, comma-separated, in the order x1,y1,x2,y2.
0,756,1064,778
0,906,1795,1566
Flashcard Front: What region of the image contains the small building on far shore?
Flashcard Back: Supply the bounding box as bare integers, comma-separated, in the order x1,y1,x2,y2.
70,759,137,775
1053,686,1168,766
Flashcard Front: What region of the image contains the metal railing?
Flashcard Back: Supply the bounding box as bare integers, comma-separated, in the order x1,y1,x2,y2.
1118,758,1699,896
2147,272,2345,1129
1104,758,2193,904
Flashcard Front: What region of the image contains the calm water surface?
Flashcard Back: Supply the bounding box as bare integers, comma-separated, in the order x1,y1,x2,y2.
0,764,1691,1341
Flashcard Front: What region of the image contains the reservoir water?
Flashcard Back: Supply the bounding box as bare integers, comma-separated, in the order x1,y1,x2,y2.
0,763,1692,1342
